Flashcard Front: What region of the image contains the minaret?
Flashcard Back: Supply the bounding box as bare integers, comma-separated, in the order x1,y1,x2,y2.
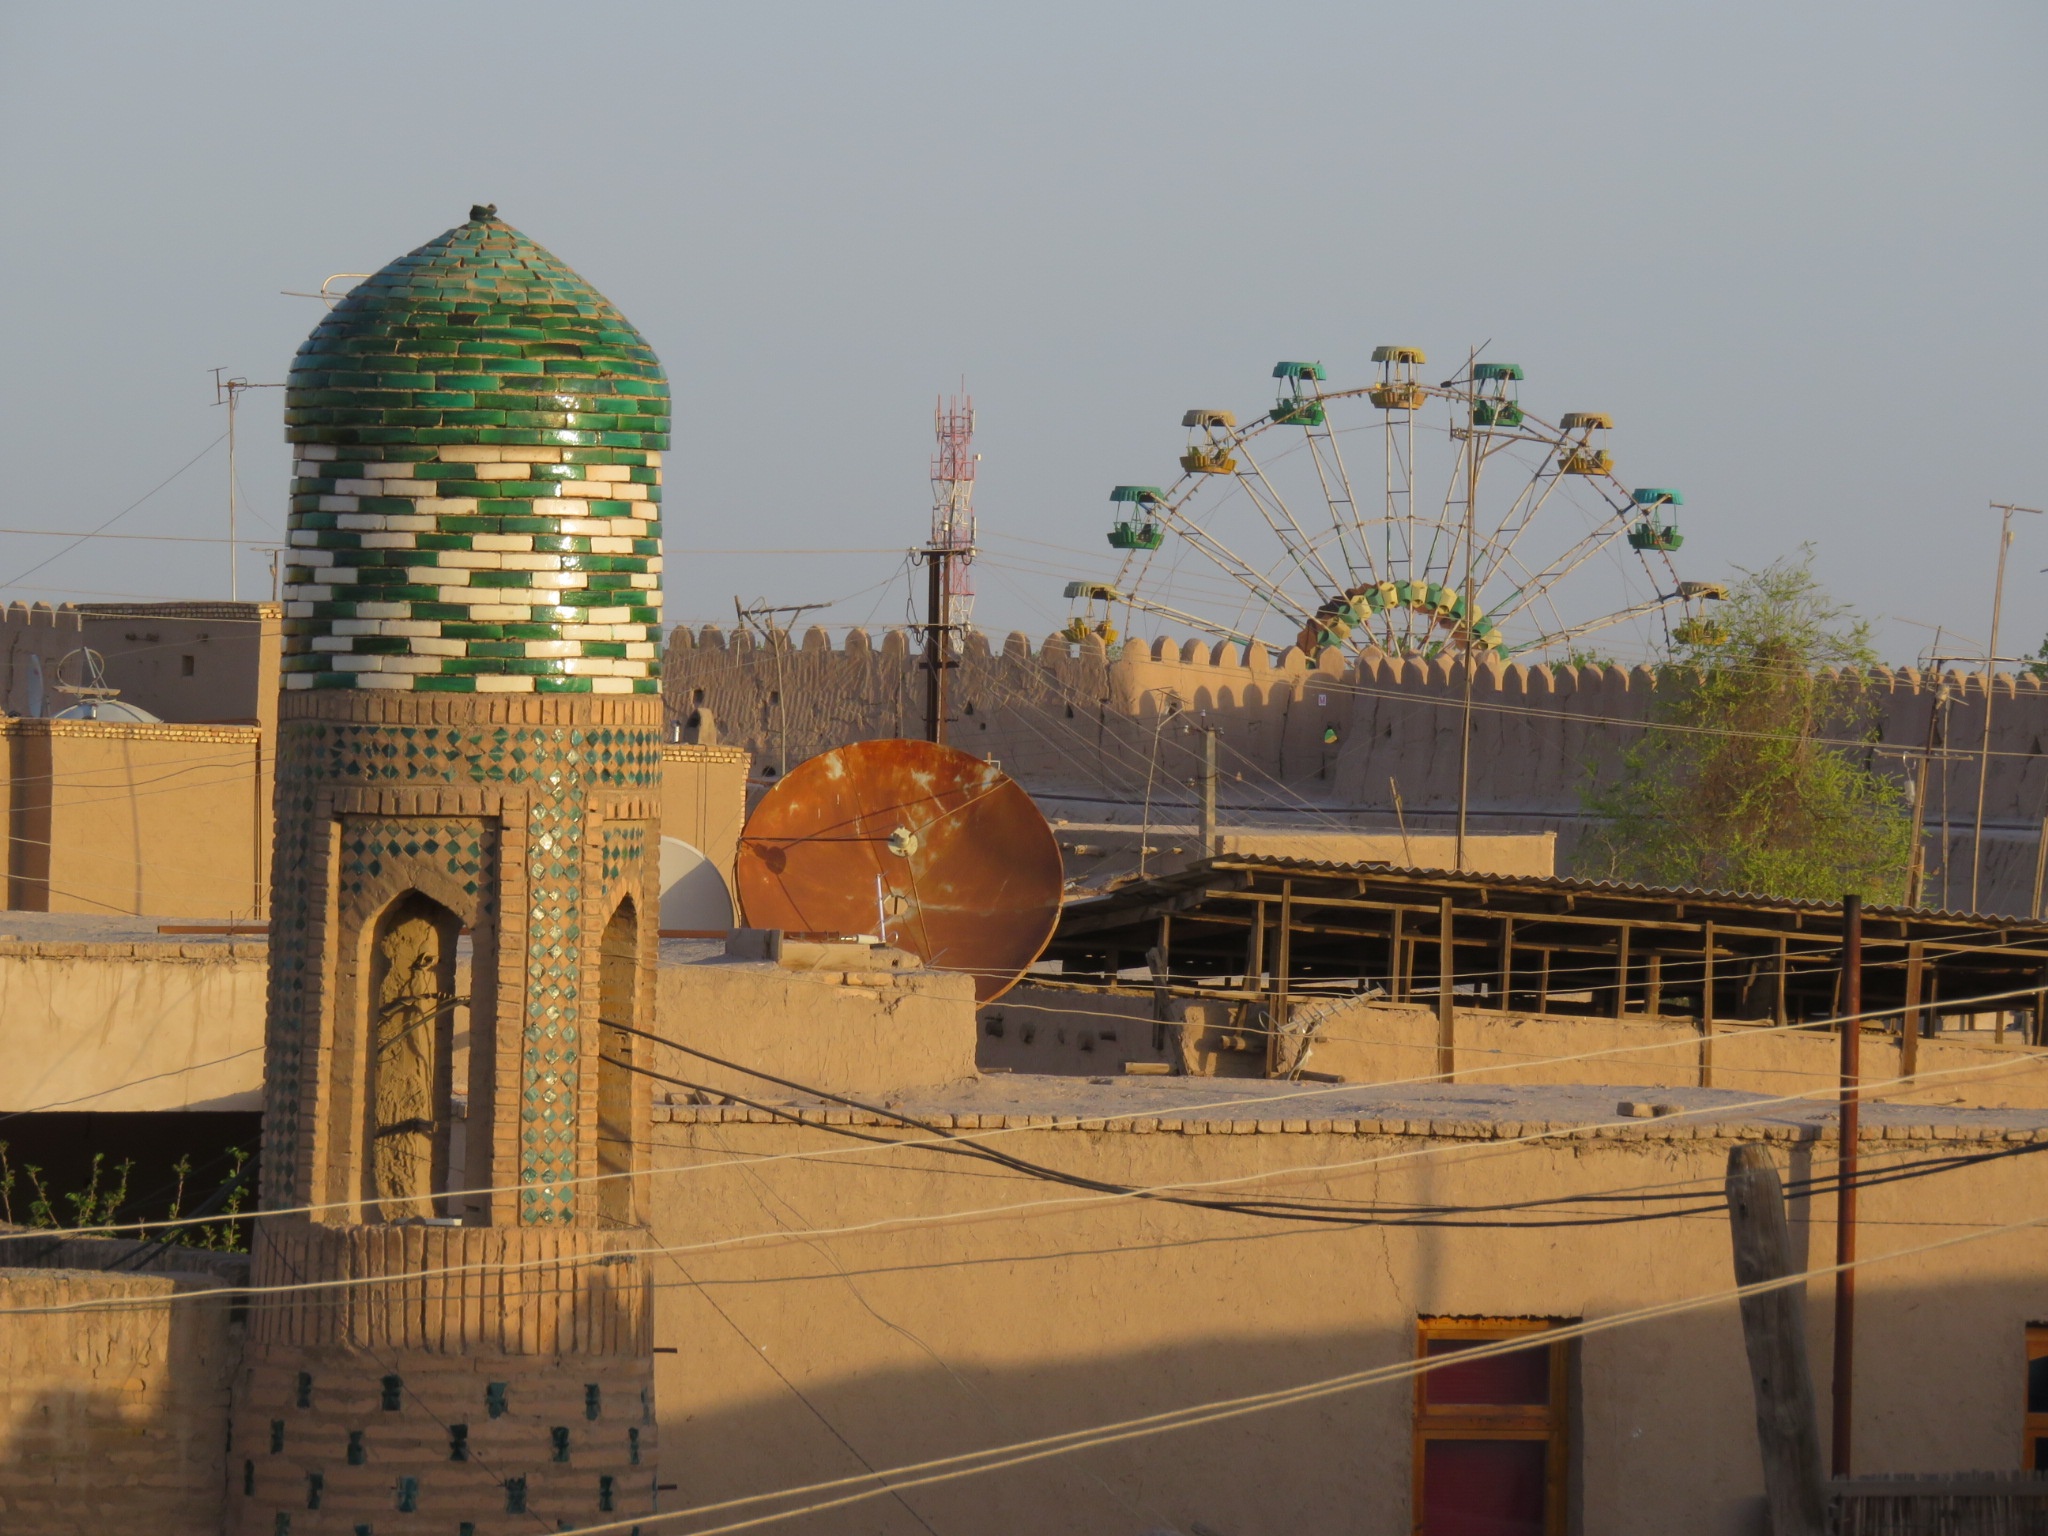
227,206,666,1534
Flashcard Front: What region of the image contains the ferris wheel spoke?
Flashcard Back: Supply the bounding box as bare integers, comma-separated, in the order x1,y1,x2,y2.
1152,509,1312,623
1474,460,1570,592
1514,592,1684,655
1114,589,1264,646
1229,439,1347,597
1483,524,1634,624
1301,382,1373,586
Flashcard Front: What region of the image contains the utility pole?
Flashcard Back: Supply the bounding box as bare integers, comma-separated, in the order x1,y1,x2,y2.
923,389,979,746
1832,893,1863,1478
921,546,952,744
1906,673,1949,909
1971,502,2042,911
733,598,829,777
1455,347,1480,873
211,371,283,602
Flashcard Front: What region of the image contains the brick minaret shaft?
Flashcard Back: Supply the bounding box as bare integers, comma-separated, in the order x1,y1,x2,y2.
227,207,668,1536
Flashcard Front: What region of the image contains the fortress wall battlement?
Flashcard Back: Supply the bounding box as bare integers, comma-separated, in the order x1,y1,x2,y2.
665,625,2048,912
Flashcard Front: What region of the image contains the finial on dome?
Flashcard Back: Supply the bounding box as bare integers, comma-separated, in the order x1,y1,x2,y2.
468,202,498,222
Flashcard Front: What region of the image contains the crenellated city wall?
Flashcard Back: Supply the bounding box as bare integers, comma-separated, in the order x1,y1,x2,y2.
663,624,2048,914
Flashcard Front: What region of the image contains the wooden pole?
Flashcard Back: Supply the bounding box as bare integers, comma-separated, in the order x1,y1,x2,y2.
1150,913,1173,1052
1389,907,1404,1003
1775,936,1790,1028
1272,880,1294,1076
1902,940,1923,1081
1614,924,1632,1020
1436,896,1455,1080
1725,1143,1829,1536
2032,812,2048,921
1701,921,1717,1090
1832,893,1863,1478
1497,915,1514,1013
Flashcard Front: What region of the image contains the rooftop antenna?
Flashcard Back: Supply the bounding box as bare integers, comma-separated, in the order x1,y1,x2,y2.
734,597,831,778
53,647,121,716
278,273,372,310
211,370,284,602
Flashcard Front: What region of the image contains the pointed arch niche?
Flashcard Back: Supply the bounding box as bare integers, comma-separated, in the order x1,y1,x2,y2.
597,898,641,1227
365,891,463,1221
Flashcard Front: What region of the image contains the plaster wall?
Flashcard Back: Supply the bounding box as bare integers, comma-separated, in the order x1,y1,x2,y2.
0,1267,239,1536
0,933,963,1120
653,949,980,1101
664,625,2048,914
0,719,269,918
660,742,750,889
1288,1000,2048,1109
0,937,269,1113
644,1105,2048,1536
979,986,2048,1108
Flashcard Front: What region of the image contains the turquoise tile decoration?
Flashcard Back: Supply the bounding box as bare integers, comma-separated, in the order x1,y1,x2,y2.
280,206,667,696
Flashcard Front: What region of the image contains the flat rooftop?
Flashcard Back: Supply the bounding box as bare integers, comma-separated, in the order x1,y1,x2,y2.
0,912,265,951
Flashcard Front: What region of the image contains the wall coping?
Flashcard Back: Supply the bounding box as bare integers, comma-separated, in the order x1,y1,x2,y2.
0,718,263,745
651,1095,2048,1148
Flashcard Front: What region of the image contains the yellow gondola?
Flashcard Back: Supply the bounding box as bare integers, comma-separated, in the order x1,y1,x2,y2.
1369,344,1428,411
1180,409,1238,474
1559,411,1614,476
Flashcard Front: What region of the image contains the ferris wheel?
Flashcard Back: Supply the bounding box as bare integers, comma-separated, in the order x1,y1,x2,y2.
1063,350,1726,660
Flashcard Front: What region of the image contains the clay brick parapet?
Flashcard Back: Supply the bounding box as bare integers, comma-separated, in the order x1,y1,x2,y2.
652,1097,2048,1151
0,938,268,961
247,1223,651,1355
0,1222,251,1282
663,624,2048,913
0,718,263,747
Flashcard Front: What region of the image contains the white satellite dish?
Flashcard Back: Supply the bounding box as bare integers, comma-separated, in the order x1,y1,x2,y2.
659,836,734,932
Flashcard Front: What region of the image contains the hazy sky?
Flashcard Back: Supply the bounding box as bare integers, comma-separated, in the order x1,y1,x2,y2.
2,2,2042,664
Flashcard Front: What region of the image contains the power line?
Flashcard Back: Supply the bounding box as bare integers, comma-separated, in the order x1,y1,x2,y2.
13,1010,2047,1316
19,964,2048,1253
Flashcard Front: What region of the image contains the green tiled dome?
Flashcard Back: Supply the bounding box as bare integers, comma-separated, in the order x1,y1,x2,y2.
284,205,669,454
280,207,667,696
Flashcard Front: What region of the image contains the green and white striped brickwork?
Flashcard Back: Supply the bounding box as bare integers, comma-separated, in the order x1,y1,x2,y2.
280,208,668,696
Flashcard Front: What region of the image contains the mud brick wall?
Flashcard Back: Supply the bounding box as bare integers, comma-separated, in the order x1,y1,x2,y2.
0,1267,239,1536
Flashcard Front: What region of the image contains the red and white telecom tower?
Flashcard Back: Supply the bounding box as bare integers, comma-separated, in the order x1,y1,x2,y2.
921,389,978,743
931,390,978,629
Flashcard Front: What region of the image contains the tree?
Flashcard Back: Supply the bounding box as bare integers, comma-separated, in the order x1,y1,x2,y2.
1578,552,1914,902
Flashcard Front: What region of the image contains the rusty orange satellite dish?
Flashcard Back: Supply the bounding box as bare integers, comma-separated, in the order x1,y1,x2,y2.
735,739,1063,1003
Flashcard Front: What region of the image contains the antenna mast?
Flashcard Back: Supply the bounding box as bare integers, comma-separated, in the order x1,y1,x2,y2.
921,388,978,744
212,369,283,602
